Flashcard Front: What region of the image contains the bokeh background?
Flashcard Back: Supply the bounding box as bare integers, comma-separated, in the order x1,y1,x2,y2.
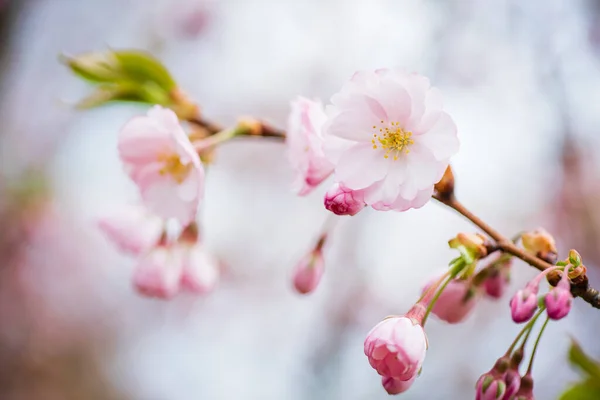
1,0,600,399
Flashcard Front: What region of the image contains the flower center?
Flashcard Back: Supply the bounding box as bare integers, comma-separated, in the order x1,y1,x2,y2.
371,121,414,160
158,153,191,184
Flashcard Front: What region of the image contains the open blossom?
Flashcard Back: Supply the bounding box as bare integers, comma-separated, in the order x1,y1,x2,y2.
97,205,163,255
286,97,334,195
118,105,204,225
323,69,459,211
422,276,477,324
364,316,427,380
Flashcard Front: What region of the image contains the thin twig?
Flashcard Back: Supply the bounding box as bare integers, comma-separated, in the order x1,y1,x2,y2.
433,193,600,309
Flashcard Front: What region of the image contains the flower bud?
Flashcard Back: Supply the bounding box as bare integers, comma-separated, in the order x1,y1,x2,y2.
324,183,365,216
483,264,511,299
180,243,219,295
133,244,183,299
476,373,507,400
503,369,521,399
449,232,489,262
422,276,478,324
509,286,539,323
545,268,573,320
568,249,582,267
381,375,416,395
513,373,534,399
521,228,557,263
434,165,455,199
364,316,427,381
292,248,325,294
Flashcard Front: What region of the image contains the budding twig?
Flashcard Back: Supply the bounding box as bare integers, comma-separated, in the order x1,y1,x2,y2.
433,194,600,309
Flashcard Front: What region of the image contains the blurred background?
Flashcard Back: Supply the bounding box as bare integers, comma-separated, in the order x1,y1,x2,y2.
1,0,600,399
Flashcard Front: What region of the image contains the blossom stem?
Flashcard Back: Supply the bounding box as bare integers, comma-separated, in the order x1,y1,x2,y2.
507,306,545,355
526,316,550,374
193,127,244,151
188,116,286,140
433,194,600,309
422,275,452,326
507,306,546,354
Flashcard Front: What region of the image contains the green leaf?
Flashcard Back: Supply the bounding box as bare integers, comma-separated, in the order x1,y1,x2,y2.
560,381,600,400
568,340,600,380
63,49,177,109
113,50,176,90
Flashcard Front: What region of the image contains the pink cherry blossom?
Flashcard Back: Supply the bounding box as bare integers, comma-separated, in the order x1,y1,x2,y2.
323,183,365,216
421,276,477,324
133,244,183,299
323,69,459,211
381,375,416,395
364,316,427,380
97,205,163,255
286,97,334,195
292,249,325,294
180,243,219,295
118,105,204,225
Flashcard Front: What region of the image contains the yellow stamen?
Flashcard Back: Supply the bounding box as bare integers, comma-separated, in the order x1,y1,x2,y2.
371,121,414,160
158,153,192,183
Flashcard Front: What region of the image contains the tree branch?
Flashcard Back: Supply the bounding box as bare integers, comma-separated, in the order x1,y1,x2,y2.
434,194,600,309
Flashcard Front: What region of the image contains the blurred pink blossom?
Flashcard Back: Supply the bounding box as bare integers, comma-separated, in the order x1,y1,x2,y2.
97,205,163,255
292,248,325,294
286,97,334,195
180,243,220,295
118,106,204,225
422,277,477,324
381,375,416,395
133,243,183,299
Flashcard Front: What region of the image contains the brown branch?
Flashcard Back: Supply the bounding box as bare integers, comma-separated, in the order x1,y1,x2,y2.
187,116,286,140
434,193,600,309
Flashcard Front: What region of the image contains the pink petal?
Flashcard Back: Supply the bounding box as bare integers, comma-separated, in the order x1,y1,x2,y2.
417,112,459,160
335,143,390,190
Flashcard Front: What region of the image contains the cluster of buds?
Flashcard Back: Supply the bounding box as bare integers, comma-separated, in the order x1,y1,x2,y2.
509,250,579,324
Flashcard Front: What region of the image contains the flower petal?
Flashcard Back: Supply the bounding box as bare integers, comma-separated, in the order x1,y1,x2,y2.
335,143,390,190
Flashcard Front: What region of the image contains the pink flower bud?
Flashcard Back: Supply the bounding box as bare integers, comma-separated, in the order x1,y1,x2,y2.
476,373,507,400
180,243,219,295
364,316,427,381
324,183,365,216
422,277,477,324
544,269,572,320
509,286,539,323
503,369,521,399
483,266,511,299
292,250,325,294
381,375,416,395
97,205,163,255
133,244,183,299
513,373,534,399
